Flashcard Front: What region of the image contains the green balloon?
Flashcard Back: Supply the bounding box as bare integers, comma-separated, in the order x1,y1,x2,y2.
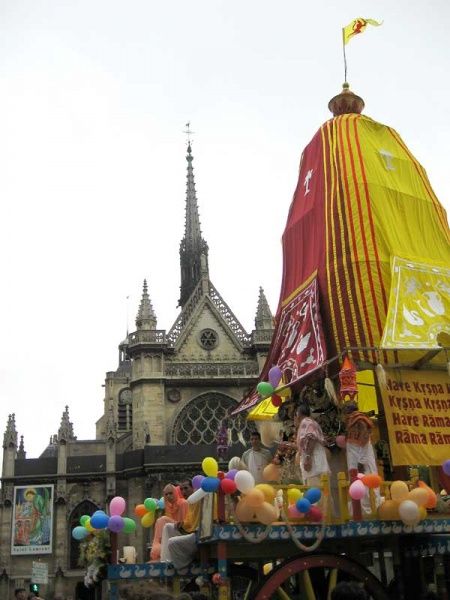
257,381,274,397
80,515,90,527
123,517,136,534
144,498,157,512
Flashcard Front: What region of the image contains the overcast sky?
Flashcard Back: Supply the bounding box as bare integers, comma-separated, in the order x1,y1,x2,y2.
0,0,448,459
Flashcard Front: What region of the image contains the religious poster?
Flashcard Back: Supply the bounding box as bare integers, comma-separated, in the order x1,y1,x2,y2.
379,369,450,466
11,485,53,555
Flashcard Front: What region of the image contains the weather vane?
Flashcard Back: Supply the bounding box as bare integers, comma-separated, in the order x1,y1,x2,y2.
184,121,194,145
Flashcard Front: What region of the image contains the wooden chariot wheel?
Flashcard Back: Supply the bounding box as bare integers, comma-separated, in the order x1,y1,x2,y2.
252,553,389,600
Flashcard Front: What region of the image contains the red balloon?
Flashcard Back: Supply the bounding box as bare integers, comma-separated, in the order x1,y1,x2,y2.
271,395,282,407
217,471,225,480
308,506,323,522
220,478,237,495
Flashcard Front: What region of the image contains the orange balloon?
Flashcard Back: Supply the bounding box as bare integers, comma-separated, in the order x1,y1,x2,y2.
263,463,281,482
390,480,409,502
361,473,382,489
408,487,429,507
378,500,400,520
134,504,147,518
417,481,437,509
255,502,279,525
235,499,257,522
245,488,265,508
255,484,276,503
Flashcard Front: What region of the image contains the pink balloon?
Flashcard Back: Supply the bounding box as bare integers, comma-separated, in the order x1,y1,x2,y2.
357,473,365,480
349,480,366,500
288,504,304,519
109,496,126,516
335,435,346,448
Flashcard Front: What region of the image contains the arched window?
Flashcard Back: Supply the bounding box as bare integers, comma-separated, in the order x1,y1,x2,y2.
68,500,99,569
118,388,132,431
171,392,251,445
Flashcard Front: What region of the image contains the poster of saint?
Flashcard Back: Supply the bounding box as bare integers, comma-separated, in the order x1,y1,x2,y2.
11,485,53,555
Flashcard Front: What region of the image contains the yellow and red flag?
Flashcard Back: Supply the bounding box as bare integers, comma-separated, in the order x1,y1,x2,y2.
343,18,382,45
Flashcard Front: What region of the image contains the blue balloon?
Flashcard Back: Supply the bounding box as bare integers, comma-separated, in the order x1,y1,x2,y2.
72,526,89,540
201,476,220,493
304,487,321,504
157,498,165,510
90,511,109,529
296,498,311,514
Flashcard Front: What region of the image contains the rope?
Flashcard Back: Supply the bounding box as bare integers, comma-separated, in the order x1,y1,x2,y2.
279,494,328,553
230,506,273,544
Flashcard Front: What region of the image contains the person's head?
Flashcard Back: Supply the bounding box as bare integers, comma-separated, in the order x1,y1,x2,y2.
331,581,368,600
163,484,176,504
343,402,358,415
15,590,27,600
294,403,310,427
179,479,193,499
250,431,262,450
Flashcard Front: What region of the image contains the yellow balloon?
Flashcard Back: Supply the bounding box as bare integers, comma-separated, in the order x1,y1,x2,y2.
390,480,409,503
202,456,218,477
85,519,95,532
255,484,276,503
245,489,265,508
408,487,429,507
418,506,427,520
378,500,400,520
141,512,155,528
255,502,279,525
235,498,257,522
287,488,302,505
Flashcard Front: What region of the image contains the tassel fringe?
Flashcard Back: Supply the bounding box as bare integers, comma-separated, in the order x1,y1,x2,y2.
376,362,387,388
324,377,339,406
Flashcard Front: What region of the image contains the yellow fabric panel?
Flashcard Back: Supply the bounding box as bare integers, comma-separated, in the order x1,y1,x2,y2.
356,369,378,414
247,397,280,421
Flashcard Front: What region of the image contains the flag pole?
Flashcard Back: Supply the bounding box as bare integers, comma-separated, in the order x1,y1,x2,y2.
342,28,348,83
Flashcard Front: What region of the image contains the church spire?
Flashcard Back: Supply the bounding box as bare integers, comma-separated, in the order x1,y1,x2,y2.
3,414,17,449
179,141,209,307
135,279,157,330
17,435,26,459
58,406,76,444
255,287,274,330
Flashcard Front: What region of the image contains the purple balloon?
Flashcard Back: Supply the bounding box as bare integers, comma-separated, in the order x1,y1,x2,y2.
268,366,282,388
192,475,205,490
225,469,238,481
108,515,124,533
443,459,450,476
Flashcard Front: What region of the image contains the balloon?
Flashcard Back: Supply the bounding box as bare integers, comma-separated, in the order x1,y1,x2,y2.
399,500,420,524
287,488,302,505
255,501,279,525
336,435,346,448
201,476,220,493
296,498,311,513
144,498,157,512
202,457,219,477
134,504,147,518
417,481,437,509
256,381,275,397
157,499,165,510
304,488,321,504
72,526,89,540
255,484,276,503
268,366,282,388
228,456,241,471
90,511,109,529
220,478,237,495
271,395,282,408
408,487,429,507
109,496,126,517
85,519,95,533
288,504,303,519
276,386,291,398
123,517,137,534
192,475,205,490
235,470,255,494
443,459,450,476
308,506,323,522
235,499,257,522
349,480,366,501
108,515,125,533
356,473,365,480
79,515,90,527
378,500,400,520
187,488,208,504
418,506,427,520
225,469,238,481
244,489,265,508
140,512,155,528
263,463,281,482
361,474,382,489
217,471,225,480
390,481,409,502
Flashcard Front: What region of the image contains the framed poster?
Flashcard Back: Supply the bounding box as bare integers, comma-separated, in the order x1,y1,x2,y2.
11,485,53,555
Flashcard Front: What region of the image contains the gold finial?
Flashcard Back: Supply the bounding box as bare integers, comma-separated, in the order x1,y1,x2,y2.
328,83,365,117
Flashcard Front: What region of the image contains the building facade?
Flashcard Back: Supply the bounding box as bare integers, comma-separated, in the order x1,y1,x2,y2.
0,144,273,599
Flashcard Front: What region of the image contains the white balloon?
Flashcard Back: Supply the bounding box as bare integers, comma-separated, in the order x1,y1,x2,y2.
187,488,207,504
228,456,241,471
235,470,255,494
399,499,420,523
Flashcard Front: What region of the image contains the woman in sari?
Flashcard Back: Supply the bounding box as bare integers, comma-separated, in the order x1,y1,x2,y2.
150,484,188,561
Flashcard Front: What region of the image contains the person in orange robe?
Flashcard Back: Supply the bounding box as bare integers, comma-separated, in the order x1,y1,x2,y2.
150,483,188,561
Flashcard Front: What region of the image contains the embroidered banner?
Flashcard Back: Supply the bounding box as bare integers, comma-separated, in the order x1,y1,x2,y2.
381,257,450,348
380,369,450,466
